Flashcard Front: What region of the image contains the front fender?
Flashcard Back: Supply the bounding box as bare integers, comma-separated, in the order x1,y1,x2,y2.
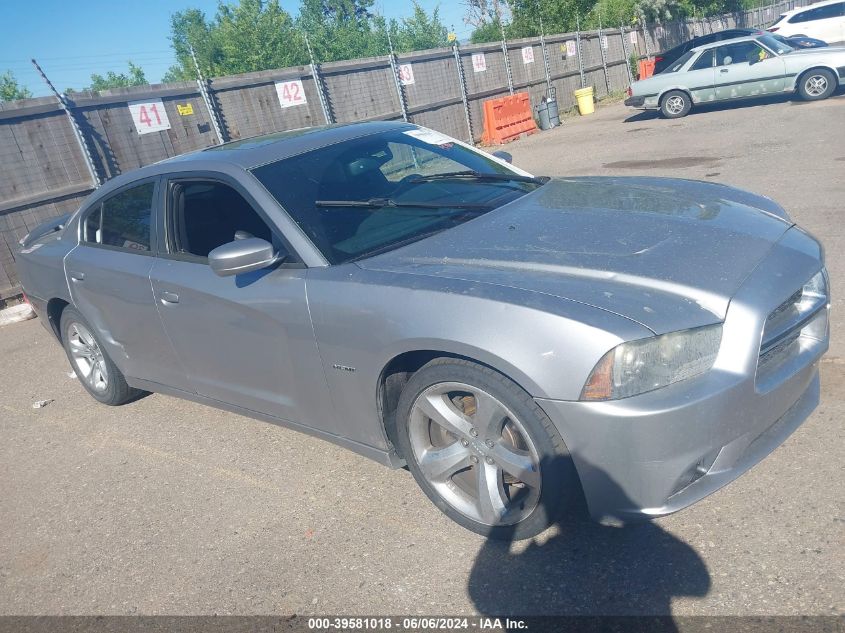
306,266,651,452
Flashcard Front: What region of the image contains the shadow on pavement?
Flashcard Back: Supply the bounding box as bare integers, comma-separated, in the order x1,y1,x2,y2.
467,455,711,623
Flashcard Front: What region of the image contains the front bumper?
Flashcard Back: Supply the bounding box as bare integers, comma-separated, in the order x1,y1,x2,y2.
537,360,821,523
537,228,828,523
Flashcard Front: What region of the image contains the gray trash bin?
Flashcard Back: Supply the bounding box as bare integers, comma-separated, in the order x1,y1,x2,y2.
536,100,552,130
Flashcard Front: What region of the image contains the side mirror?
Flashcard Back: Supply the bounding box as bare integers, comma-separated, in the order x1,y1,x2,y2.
492,150,513,164
746,51,759,64
208,238,281,277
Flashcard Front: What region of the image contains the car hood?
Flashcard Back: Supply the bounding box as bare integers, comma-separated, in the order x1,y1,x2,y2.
357,177,794,334
784,47,845,59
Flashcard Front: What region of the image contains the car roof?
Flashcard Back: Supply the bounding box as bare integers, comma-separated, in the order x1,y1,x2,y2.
781,0,843,14
163,120,416,169
84,120,419,201
689,34,765,52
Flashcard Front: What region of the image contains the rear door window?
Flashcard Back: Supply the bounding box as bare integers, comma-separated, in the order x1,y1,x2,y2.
84,181,154,252
665,51,696,72
790,3,844,22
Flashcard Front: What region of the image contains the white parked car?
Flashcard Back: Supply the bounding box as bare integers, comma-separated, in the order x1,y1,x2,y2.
625,34,845,118
768,0,845,44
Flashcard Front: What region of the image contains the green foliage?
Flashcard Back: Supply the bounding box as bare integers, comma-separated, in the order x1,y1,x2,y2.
390,2,451,52
161,0,451,81
0,71,32,102
84,62,148,93
469,0,751,42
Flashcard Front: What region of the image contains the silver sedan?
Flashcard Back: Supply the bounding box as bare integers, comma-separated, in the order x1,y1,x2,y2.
16,122,829,539
626,33,845,117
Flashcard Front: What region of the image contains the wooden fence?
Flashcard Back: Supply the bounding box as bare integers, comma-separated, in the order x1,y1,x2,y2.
0,0,812,298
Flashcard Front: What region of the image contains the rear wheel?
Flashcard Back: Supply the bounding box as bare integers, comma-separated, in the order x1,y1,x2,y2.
395,358,579,540
798,69,836,101
660,90,691,119
60,307,142,406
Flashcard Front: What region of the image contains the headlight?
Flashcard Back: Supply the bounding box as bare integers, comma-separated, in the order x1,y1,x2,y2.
797,269,827,314
581,324,723,401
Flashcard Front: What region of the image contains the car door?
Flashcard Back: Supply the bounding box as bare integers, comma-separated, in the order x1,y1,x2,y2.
714,41,786,100
685,49,717,103
148,174,336,431
65,178,187,387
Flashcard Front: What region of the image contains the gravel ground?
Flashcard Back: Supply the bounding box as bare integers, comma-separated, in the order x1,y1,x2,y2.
0,94,843,617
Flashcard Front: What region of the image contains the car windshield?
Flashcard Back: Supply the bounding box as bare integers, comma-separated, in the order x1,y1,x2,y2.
758,34,794,54
663,51,696,73
250,130,545,264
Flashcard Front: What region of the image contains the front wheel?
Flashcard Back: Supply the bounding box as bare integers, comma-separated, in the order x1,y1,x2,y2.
660,90,691,119
798,69,836,101
395,358,579,540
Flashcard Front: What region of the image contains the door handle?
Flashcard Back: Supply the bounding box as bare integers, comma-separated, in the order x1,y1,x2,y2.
159,291,180,304
69,271,85,282
720,68,729,73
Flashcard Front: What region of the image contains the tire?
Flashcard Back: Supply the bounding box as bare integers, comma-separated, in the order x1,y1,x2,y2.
60,307,142,406
660,90,692,119
395,358,579,540
798,68,836,101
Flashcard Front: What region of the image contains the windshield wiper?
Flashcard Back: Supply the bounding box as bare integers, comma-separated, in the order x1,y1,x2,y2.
315,198,495,210
406,171,549,185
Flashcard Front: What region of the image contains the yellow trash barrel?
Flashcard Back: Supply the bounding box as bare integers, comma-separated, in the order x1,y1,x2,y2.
574,86,595,115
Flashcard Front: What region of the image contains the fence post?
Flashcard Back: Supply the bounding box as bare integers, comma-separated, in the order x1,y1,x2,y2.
575,15,586,89
304,33,333,125
619,23,634,87
189,45,226,144
386,29,410,123
31,59,101,188
500,20,515,95
452,42,473,143
537,8,553,96
641,16,651,57
597,18,611,94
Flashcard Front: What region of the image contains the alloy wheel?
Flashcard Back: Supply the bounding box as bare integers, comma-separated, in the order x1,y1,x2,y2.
665,95,686,115
805,74,828,97
408,382,541,526
67,322,109,392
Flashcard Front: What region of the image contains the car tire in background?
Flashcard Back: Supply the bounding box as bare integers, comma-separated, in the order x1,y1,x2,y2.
660,90,692,118
798,68,837,101
60,307,143,406
395,357,580,540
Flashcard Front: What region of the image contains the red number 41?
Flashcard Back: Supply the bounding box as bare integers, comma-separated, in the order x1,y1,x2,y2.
138,104,162,127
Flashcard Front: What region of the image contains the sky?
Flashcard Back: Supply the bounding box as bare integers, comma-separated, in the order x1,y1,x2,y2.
0,0,469,98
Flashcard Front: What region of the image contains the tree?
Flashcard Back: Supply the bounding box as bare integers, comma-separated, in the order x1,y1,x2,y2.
392,2,451,51
163,1,306,82
84,62,148,92
0,71,32,102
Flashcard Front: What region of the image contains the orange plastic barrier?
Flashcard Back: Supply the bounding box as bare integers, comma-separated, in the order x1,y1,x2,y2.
481,92,539,145
638,58,656,80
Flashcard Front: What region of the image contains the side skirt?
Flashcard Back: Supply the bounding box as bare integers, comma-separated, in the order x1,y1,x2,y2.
126,377,406,469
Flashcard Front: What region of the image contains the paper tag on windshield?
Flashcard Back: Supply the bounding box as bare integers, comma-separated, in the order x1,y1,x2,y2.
404,129,454,147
